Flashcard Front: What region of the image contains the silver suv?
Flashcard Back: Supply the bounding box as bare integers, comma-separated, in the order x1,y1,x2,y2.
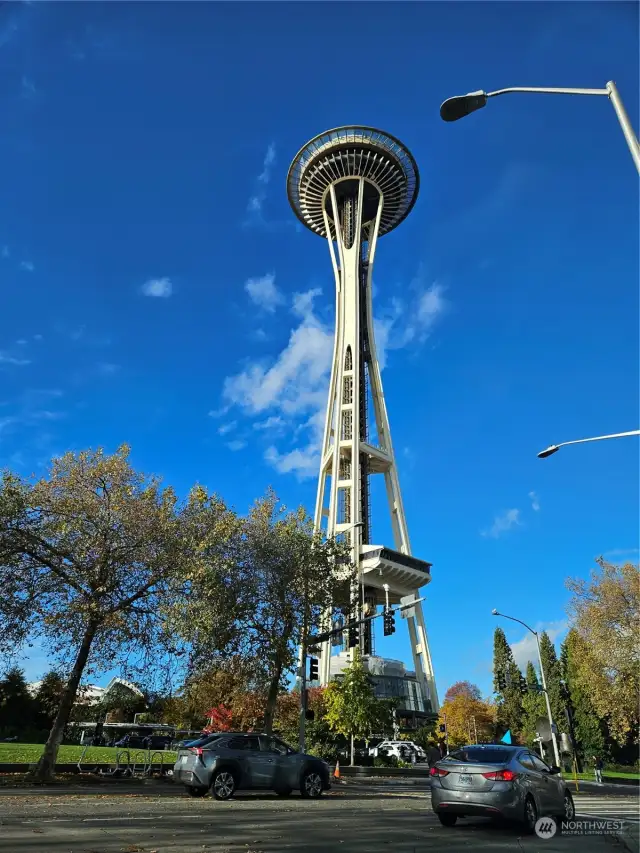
173,732,331,800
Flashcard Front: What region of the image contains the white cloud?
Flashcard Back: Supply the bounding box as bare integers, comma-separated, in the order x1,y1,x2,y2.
15,339,27,346
529,491,540,512
481,508,521,538
217,421,237,436
1,246,9,259
217,274,448,480
603,548,639,559
226,439,246,452
374,281,446,370
21,76,37,99
245,273,283,313
0,352,31,366
97,362,119,376
265,445,319,480
247,143,276,216
254,416,285,432
19,260,34,272
510,621,568,671
221,287,331,478
141,277,172,298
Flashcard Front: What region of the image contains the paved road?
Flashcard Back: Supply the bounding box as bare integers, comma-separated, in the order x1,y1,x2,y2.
0,785,633,853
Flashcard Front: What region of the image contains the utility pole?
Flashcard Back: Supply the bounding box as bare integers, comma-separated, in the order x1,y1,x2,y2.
298,574,309,753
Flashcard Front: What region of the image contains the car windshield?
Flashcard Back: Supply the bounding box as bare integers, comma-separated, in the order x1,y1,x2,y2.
444,747,515,764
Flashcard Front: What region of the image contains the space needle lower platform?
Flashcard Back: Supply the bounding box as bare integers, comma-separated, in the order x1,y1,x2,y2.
287,127,439,714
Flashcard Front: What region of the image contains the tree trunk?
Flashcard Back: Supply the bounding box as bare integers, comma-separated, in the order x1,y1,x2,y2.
262,661,283,735
350,733,355,766
29,619,99,782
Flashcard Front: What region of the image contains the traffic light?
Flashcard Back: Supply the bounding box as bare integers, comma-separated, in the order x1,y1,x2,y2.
383,607,396,636
496,671,506,692
519,675,528,695
304,688,315,721
363,630,372,655
348,623,359,648
439,723,446,733
308,657,319,682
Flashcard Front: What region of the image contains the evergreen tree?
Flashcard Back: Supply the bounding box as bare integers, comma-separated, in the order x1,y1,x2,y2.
492,628,524,737
538,631,565,731
34,671,66,731
560,630,607,763
0,668,35,736
521,661,546,747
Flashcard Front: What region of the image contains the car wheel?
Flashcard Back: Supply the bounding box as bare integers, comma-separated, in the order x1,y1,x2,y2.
185,786,208,798
275,787,292,797
523,795,538,834
301,770,324,798
562,790,575,821
438,813,458,827
211,770,236,801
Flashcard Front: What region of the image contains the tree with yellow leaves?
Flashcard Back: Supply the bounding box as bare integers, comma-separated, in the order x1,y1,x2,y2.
437,682,496,748
565,558,639,745
0,446,236,781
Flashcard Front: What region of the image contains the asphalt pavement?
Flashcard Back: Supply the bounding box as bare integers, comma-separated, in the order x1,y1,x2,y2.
0,783,635,853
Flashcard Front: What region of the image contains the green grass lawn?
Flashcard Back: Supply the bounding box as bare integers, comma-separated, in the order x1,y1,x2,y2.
574,770,639,781
0,743,177,765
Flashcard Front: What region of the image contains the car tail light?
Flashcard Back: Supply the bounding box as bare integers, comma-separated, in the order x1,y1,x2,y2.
429,766,449,777
190,747,204,756
482,769,517,782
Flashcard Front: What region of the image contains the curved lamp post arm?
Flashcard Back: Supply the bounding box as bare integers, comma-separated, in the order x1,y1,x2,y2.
492,610,536,637
538,429,640,459
487,86,608,98
441,81,640,173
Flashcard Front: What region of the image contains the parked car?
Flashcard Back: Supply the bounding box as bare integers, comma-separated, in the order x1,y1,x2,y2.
113,733,172,750
369,740,425,762
173,732,330,800
429,743,575,832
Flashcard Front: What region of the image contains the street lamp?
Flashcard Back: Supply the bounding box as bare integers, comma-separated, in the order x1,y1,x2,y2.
491,609,561,767
440,82,640,173
538,429,640,459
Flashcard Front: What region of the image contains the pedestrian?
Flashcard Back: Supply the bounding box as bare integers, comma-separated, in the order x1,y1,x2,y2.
594,755,604,784
427,741,440,768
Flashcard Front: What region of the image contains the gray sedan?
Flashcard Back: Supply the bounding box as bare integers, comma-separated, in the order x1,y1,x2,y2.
173,732,330,800
430,744,575,832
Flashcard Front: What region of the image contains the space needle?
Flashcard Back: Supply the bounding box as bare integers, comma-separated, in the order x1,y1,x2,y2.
287,127,439,713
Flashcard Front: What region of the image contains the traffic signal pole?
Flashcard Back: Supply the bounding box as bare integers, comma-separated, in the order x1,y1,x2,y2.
298,596,426,752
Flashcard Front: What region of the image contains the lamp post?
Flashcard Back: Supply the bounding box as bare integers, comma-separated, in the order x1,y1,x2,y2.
440,82,640,173
538,429,639,459
491,609,561,767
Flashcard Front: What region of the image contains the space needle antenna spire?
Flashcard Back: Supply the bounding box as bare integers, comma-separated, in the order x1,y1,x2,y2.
287,127,439,712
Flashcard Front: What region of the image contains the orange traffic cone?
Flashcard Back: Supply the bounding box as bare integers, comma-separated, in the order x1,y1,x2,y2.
333,759,341,779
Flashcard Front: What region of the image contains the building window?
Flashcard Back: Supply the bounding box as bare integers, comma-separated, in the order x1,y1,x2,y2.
344,346,352,371
342,376,353,404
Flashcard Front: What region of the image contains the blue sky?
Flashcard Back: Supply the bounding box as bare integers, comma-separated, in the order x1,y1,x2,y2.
1,2,638,700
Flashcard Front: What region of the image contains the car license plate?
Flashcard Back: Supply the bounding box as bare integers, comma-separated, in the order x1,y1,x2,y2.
458,774,473,785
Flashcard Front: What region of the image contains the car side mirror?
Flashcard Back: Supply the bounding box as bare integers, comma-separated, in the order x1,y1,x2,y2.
548,766,561,775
